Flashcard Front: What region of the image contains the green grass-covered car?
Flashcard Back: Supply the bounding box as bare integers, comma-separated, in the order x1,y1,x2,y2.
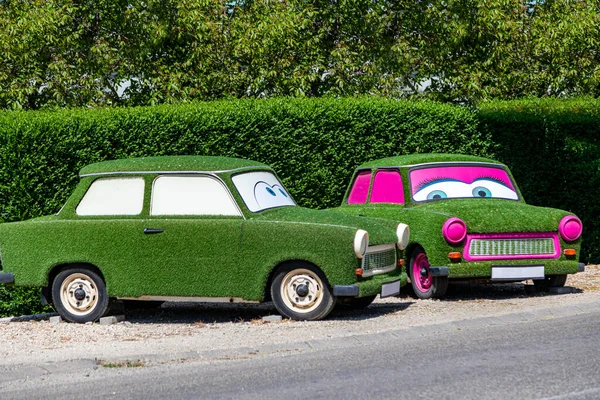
333,153,584,299
0,156,408,322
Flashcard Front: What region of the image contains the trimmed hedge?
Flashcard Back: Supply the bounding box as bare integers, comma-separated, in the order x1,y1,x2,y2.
0,97,598,316
0,98,488,222
478,98,600,263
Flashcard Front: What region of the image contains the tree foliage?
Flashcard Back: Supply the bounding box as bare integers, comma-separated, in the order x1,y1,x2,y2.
0,0,599,109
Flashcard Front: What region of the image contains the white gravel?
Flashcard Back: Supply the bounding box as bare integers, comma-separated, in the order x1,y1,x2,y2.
1,265,599,366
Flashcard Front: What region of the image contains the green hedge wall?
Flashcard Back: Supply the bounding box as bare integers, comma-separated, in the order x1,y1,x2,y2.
0,98,488,221
0,97,598,316
478,98,600,264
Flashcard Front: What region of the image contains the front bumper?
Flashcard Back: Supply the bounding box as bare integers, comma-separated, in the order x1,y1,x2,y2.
442,260,583,279
0,272,15,284
333,271,407,298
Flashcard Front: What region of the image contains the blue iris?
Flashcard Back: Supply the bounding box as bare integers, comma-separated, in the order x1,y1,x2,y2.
472,186,492,198
266,187,276,196
278,188,288,198
427,190,447,200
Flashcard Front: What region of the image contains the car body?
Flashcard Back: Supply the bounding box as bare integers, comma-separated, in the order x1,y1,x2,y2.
332,153,584,298
0,156,407,322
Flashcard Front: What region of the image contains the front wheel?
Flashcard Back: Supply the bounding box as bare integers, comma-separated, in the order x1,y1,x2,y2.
271,263,335,321
409,247,448,299
52,267,109,323
533,274,567,292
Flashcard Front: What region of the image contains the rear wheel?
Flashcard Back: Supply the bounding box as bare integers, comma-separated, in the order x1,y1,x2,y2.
271,262,335,321
533,274,567,292
52,267,109,323
409,247,448,299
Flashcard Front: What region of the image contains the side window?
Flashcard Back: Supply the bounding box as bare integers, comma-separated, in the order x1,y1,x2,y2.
76,177,145,216
347,170,372,204
370,169,404,204
150,175,241,216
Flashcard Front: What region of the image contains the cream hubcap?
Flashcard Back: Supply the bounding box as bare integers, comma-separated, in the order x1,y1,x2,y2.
280,269,324,314
59,273,99,316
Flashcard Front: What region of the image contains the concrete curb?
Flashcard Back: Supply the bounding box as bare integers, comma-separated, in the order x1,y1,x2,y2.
1,299,596,379
121,299,600,364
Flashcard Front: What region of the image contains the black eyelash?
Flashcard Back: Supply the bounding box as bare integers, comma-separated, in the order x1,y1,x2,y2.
414,176,447,192
475,175,511,187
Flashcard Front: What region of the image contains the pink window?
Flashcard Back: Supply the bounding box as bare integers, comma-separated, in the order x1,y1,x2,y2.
347,171,371,204
370,170,404,204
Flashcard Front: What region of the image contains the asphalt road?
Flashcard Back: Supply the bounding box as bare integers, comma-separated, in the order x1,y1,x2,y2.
2,310,600,400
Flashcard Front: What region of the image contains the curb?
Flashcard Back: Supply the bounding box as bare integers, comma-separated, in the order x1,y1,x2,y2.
1,299,595,379
115,299,600,364
0,298,598,385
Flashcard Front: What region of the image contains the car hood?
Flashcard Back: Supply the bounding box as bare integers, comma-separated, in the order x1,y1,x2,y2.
250,206,397,244
414,199,573,233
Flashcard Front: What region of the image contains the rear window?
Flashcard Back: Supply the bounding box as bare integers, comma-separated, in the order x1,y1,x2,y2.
347,171,371,204
76,177,145,216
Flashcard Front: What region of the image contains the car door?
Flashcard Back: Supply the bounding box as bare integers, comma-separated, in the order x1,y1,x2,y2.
137,174,244,298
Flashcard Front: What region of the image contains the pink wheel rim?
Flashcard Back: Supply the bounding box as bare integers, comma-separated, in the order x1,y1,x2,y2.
413,253,432,292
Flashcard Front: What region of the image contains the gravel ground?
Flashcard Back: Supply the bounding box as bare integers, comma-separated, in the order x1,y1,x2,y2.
1,265,599,366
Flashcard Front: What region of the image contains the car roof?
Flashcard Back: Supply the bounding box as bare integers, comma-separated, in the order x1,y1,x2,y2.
79,156,269,176
357,153,502,169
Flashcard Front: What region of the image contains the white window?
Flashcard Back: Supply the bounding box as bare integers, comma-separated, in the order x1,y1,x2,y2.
76,177,145,216
150,175,241,216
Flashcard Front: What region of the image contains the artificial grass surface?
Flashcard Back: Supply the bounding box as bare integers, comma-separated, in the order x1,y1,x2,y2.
0,157,404,302
334,154,582,275
80,155,267,176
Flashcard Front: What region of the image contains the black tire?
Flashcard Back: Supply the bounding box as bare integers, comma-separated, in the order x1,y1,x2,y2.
270,262,335,321
52,267,109,323
408,247,448,299
336,295,377,309
533,274,568,292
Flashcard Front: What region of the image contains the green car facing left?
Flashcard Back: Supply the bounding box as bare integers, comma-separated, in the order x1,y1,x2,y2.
0,156,407,322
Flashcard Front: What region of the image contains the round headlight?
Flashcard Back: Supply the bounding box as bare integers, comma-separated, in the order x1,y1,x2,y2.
354,229,369,259
442,218,467,245
559,215,582,242
396,223,410,250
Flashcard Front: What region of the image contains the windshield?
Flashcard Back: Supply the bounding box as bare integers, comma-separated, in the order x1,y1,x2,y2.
232,171,296,212
409,164,519,202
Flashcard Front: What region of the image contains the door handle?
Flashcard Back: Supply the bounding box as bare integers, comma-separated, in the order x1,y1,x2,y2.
144,228,164,234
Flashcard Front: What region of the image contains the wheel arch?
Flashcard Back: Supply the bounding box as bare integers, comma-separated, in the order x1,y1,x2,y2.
263,259,329,302
404,242,425,264
46,262,105,291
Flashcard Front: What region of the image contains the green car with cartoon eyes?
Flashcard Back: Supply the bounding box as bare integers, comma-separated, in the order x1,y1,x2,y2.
333,153,584,299
0,156,407,322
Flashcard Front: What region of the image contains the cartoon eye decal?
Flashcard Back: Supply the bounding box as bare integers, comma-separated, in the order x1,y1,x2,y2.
413,180,462,201
253,181,295,209
413,179,519,201
469,180,518,200
472,186,492,198
427,190,447,200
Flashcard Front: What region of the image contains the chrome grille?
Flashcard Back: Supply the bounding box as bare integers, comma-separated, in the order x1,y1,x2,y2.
363,247,396,271
469,237,555,257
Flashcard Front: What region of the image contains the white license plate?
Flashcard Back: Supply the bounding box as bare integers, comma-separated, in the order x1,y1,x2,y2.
380,279,400,298
491,265,545,281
